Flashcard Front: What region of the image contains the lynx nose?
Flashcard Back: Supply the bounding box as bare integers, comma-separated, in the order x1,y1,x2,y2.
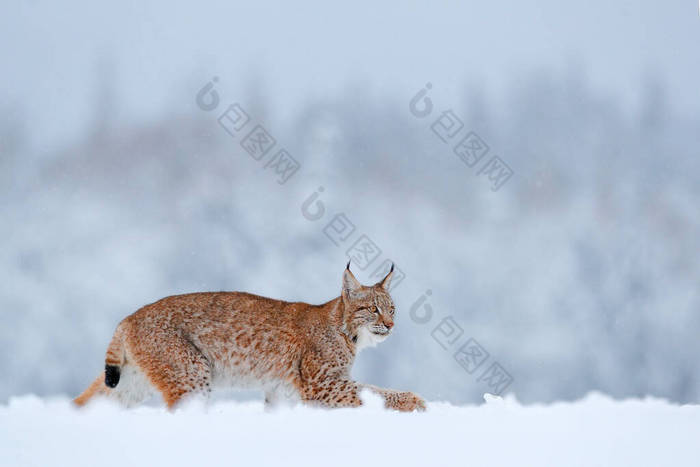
384,321,394,330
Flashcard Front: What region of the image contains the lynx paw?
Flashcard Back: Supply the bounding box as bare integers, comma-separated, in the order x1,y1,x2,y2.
387,391,426,412
404,392,427,412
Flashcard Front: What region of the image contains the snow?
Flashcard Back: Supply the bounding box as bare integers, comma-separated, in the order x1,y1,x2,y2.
2,392,698,467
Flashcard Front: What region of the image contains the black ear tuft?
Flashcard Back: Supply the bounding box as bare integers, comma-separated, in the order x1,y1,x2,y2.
378,263,395,290
342,263,362,294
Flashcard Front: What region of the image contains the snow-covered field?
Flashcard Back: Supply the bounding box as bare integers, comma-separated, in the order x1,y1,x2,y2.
2,392,698,467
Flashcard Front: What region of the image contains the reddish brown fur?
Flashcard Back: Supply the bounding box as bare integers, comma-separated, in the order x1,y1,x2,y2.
74,267,426,412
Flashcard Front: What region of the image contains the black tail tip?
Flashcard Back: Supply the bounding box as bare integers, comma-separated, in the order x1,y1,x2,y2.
105,365,120,388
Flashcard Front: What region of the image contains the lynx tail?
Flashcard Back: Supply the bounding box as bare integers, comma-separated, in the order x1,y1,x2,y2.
104,324,126,388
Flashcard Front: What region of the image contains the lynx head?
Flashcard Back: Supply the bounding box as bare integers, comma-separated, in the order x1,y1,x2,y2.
341,262,396,351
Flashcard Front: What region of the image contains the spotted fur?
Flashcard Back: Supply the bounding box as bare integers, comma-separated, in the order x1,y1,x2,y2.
74,265,426,412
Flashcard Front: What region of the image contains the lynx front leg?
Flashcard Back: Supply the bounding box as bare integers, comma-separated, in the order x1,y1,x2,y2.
298,354,425,412
298,378,425,411
298,377,363,408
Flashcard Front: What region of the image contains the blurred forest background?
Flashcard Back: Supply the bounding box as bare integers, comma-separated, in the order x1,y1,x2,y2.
1,1,698,404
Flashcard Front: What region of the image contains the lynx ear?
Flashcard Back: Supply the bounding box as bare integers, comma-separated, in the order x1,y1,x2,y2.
342,261,362,297
378,263,394,290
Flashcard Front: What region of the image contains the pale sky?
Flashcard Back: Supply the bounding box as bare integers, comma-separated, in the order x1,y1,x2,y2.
2,0,699,151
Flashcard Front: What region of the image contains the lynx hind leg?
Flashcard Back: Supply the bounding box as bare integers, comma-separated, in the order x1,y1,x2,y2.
109,364,156,407
264,381,301,410
131,333,212,409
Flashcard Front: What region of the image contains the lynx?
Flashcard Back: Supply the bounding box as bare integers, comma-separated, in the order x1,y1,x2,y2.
74,263,426,412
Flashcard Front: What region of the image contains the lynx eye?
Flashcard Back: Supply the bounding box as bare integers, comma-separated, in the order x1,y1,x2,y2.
370,306,379,314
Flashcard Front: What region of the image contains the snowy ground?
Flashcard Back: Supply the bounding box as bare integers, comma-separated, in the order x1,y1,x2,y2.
1,392,699,467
